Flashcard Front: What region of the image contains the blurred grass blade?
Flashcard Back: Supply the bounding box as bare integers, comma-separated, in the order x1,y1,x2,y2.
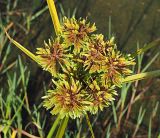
133,38,160,56
132,106,146,137
106,123,111,138
1,61,16,75
59,4,65,16
122,70,160,83
108,16,112,39
111,101,117,128
142,53,159,73
152,102,159,117
4,29,38,63
3,95,25,134
121,83,131,108
148,119,151,138
72,8,77,17
47,115,61,138
137,107,146,125
55,117,69,138
46,0,61,35
18,56,25,85
2,43,11,65
30,6,48,22
137,42,143,72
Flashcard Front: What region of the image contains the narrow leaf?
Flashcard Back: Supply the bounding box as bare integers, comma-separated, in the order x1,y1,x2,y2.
4,28,38,63
133,38,160,56
142,53,159,73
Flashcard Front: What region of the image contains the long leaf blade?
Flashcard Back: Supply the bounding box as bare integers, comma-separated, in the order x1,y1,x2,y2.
4,29,38,63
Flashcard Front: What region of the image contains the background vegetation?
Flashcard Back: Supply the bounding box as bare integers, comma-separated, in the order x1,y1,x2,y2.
0,0,160,137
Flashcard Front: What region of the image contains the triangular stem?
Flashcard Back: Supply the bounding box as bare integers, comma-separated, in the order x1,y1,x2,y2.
46,0,61,35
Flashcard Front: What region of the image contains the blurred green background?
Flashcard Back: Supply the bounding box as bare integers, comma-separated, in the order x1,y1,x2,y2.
0,0,160,138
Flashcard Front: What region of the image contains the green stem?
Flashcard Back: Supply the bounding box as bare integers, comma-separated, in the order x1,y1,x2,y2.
85,114,95,138
47,115,61,138
46,0,61,35
122,70,160,83
55,117,69,138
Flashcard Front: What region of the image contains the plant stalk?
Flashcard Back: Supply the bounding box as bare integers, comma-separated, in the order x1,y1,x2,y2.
47,115,61,138
55,116,69,138
85,114,95,138
46,0,61,35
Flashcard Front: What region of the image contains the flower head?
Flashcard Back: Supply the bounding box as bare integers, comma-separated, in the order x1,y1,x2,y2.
83,34,106,72
43,78,91,119
62,17,96,53
87,80,117,114
89,34,106,55
36,37,68,77
102,50,135,86
84,49,106,73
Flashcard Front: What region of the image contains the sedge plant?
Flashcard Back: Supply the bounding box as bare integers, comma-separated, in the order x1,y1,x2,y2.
2,0,160,137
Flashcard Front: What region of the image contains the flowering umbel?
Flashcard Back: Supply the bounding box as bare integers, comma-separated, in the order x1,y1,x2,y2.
37,17,135,119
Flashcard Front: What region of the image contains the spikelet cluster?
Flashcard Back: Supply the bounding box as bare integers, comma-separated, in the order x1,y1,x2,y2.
36,17,135,119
